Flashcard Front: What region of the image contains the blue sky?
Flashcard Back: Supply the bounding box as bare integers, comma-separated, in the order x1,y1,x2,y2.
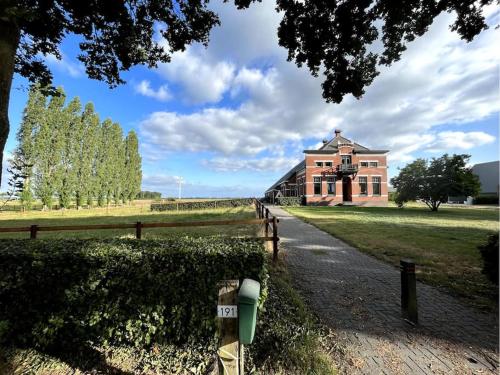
4,0,499,197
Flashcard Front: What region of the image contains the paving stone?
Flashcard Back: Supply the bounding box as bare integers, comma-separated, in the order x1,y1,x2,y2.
267,205,499,374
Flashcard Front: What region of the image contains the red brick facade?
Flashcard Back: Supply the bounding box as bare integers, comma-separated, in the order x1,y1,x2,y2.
265,131,389,206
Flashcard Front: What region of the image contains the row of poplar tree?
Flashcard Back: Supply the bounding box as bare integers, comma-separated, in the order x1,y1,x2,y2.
9,85,142,209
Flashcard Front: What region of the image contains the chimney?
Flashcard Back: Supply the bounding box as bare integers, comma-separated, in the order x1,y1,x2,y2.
334,129,342,137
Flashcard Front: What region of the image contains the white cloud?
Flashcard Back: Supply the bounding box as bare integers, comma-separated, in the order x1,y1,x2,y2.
203,156,300,172
134,80,171,101
425,131,496,152
45,53,84,78
140,2,499,173
157,47,236,104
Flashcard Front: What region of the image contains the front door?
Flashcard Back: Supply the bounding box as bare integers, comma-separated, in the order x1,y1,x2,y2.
342,177,352,201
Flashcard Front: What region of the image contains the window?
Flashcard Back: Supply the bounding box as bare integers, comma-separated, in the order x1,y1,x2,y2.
372,176,381,196
359,177,368,196
326,176,336,195
341,155,352,165
369,161,378,167
360,161,368,167
313,177,322,195
315,161,323,167
325,161,332,167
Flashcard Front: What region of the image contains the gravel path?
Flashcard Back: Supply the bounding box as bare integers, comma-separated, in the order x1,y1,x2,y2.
268,205,499,374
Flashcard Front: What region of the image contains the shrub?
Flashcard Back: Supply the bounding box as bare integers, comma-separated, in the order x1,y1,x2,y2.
275,197,302,206
151,198,253,211
473,195,499,205
0,237,267,350
478,233,499,285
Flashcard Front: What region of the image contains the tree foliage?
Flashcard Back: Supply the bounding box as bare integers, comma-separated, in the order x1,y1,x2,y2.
390,154,481,211
276,0,494,103
9,85,142,209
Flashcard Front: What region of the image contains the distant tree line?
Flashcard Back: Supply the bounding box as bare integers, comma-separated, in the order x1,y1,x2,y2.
9,85,142,210
136,191,162,200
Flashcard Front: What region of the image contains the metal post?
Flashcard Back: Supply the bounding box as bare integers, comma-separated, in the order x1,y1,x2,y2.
400,259,418,324
272,216,278,262
136,221,142,239
30,225,38,239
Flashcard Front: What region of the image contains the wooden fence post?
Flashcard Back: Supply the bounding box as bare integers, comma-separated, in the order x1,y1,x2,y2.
265,209,269,238
272,216,278,262
30,225,38,239
136,221,142,239
217,280,240,375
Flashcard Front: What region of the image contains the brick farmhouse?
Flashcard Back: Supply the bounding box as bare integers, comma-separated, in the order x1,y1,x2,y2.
265,130,389,206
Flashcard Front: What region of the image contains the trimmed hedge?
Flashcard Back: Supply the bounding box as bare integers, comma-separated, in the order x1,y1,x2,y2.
473,195,499,205
150,198,253,211
0,237,267,350
478,233,499,285
275,197,302,206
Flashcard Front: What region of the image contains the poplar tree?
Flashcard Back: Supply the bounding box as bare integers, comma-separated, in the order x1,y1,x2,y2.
77,103,100,208
95,119,113,207
124,131,142,203
34,87,65,209
10,85,46,209
57,97,81,208
109,123,125,205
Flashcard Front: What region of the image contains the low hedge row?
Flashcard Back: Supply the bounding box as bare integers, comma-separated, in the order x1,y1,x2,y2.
478,233,499,285
0,237,267,350
473,195,499,205
275,197,302,206
150,198,254,211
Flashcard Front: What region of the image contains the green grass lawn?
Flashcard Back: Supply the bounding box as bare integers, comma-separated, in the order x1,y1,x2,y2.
285,204,499,310
0,204,257,239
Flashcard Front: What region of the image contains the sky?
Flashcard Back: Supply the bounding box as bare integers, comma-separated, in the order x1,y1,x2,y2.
4,1,500,198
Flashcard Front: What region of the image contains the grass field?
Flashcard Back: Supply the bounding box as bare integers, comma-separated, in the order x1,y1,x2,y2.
0,204,257,239
285,204,499,310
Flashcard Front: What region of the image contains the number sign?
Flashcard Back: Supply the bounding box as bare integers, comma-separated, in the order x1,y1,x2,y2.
217,305,238,318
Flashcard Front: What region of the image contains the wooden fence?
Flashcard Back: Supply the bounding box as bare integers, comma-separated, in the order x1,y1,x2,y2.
0,199,280,261
254,199,279,262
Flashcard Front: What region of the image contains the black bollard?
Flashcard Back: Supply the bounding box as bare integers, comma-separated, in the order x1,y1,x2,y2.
400,259,418,325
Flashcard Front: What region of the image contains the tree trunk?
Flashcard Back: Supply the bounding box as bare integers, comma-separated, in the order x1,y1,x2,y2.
0,18,20,188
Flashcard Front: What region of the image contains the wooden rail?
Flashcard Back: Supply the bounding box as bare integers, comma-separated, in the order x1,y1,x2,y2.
0,217,280,247
253,199,279,262
0,201,280,262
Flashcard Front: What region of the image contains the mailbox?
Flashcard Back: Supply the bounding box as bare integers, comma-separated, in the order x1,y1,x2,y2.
238,278,260,345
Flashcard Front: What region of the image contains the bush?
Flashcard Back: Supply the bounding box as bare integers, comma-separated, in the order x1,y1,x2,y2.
151,198,253,211
473,195,499,205
275,197,302,206
0,237,267,350
478,233,499,285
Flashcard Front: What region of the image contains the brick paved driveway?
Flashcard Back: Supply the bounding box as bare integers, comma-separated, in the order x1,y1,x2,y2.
268,205,499,374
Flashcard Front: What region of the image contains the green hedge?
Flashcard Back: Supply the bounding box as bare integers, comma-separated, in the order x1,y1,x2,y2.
473,195,499,205
151,198,253,211
478,233,499,285
275,197,302,206
0,237,267,350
